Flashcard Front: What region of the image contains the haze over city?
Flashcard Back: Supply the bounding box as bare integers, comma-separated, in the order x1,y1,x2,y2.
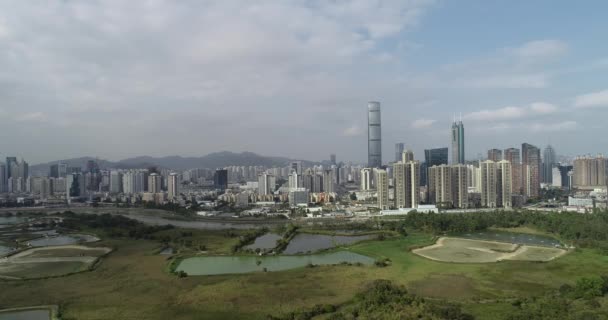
1,1,607,163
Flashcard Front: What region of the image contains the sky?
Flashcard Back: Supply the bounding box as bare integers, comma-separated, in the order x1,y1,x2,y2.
1,0,607,164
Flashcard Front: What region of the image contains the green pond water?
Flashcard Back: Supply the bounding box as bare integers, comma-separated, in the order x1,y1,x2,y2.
454,230,561,247
176,251,374,275
0,309,50,320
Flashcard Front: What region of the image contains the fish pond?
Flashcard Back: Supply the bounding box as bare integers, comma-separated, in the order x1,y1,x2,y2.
453,230,561,247
27,234,99,247
175,251,374,275
282,233,374,254
244,233,282,250
0,308,50,320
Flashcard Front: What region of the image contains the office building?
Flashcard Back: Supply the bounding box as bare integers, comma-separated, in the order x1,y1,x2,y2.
360,168,373,191
167,173,179,200
330,154,336,166
109,171,123,194
374,168,389,210
504,148,521,195
290,161,303,175
428,164,468,208
214,169,228,190
368,101,382,168
487,149,502,161
289,188,309,207
573,155,608,189
395,143,405,162
5,157,17,180
542,145,556,184
522,143,541,198
451,119,465,164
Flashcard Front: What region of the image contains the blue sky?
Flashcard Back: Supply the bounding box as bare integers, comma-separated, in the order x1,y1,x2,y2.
0,1,606,163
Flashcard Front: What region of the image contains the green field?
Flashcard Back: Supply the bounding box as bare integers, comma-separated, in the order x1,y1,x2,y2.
24,247,110,258
0,228,607,319
0,261,87,279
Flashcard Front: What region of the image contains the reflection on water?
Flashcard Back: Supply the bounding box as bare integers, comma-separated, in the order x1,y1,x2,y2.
455,230,561,247
0,309,50,320
283,233,373,254
176,251,374,275
245,233,282,250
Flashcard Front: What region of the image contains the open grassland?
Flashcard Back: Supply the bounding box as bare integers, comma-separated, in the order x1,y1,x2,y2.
412,237,566,263
0,261,87,279
0,230,607,319
24,246,110,258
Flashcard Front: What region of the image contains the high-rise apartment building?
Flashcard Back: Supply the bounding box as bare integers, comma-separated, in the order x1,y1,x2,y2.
481,160,512,208
451,120,465,164
573,155,607,189
395,143,405,162
374,168,389,210
257,173,276,195
323,170,335,193
167,173,179,200
542,145,556,184
109,171,123,194
393,160,420,209
487,149,502,161
522,143,541,198
428,164,468,208
503,148,521,195
401,150,414,163
360,168,373,191
148,173,162,193
368,102,382,168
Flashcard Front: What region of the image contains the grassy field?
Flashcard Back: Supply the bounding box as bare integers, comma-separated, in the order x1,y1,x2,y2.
0,261,87,279
0,229,607,319
25,247,110,258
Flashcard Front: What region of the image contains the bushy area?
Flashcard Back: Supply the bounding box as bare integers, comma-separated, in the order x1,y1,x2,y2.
58,211,174,239
384,210,608,250
268,280,473,320
508,275,608,320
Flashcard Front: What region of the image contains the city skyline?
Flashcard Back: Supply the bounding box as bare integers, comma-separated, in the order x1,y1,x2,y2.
1,1,608,163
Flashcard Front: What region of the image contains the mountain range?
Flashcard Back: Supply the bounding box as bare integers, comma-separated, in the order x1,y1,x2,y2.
30,151,319,175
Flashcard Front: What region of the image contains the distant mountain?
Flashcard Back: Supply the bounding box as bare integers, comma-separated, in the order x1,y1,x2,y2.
31,151,315,174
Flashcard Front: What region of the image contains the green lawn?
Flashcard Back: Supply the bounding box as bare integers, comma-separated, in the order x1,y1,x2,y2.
0,230,607,319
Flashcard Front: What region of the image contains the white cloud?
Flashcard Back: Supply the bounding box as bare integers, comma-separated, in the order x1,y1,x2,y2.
411,118,436,129
465,102,558,121
574,89,608,108
464,74,548,89
510,39,568,59
530,121,578,132
342,124,363,137
15,112,46,122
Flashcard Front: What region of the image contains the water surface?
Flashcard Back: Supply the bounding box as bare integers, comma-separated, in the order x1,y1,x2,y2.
176,251,374,275
245,233,282,250
0,216,28,226
454,230,561,247
0,309,50,320
283,233,373,254
28,234,99,247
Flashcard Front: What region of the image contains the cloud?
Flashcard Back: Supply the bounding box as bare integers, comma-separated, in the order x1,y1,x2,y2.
15,112,46,122
465,102,558,121
342,124,363,137
411,118,436,129
530,121,578,132
463,74,548,89
574,89,608,108
510,40,568,59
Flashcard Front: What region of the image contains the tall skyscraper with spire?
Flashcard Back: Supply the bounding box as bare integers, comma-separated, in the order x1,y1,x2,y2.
451,116,465,164
367,101,382,168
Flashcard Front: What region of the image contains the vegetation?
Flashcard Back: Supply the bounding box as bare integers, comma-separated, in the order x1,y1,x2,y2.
231,227,269,253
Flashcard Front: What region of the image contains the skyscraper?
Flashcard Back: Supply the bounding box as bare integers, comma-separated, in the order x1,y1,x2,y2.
148,173,162,193
395,143,405,162
257,173,276,195
480,161,497,208
451,119,465,164
497,160,512,208
360,168,373,191
542,145,556,184
5,157,17,180
330,154,336,166
368,101,382,168
214,169,228,191
423,147,448,187
487,149,502,161
522,143,541,198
